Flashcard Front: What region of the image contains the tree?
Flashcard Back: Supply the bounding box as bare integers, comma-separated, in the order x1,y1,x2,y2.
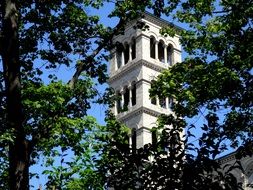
98,0,253,189
152,0,253,156
0,0,149,189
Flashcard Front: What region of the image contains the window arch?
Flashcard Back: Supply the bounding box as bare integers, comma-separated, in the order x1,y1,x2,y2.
116,90,121,114
131,128,137,153
116,42,124,69
158,40,165,63
150,80,157,105
152,128,157,145
167,44,173,66
131,82,136,106
123,86,130,110
131,38,136,60
159,96,166,108
150,36,156,59
124,43,130,64
168,97,174,109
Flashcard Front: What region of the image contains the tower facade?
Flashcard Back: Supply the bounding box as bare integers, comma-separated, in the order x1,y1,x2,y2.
108,12,182,148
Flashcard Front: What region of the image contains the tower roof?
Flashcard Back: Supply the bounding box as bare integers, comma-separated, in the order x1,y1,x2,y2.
141,11,184,31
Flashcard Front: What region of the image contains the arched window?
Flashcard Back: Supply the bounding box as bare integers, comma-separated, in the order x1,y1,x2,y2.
167,45,173,65
123,87,129,110
116,43,123,69
150,80,157,105
131,82,136,106
116,50,122,69
131,38,136,60
122,132,130,154
158,41,165,63
150,36,156,59
124,43,129,64
168,97,174,109
132,128,137,153
152,129,157,145
151,98,156,105
116,90,121,114
159,97,166,108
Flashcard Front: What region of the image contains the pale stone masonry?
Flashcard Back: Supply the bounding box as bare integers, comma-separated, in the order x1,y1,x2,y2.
108,12,182,148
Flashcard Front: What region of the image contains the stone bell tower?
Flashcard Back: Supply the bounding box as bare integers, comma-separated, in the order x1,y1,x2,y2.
108,12,182,149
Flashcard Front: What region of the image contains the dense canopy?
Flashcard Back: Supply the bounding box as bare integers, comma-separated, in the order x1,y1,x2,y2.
0,0,252,189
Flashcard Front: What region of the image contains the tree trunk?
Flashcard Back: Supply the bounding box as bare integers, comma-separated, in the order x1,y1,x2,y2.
2,1,29,189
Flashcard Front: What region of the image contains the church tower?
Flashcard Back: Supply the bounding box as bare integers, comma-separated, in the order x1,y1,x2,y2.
108,12,182,148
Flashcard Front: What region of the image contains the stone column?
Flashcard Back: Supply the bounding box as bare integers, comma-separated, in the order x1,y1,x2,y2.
114,99,117,114
120,89,125,109
129,134,132,149
121,51,125,66
165,97,169,109
128,85,132,108
164,45,167,64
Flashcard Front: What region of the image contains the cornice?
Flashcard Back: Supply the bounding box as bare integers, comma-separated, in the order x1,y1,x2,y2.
108,59,167,84
218,152,236,164
117,106,164,123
